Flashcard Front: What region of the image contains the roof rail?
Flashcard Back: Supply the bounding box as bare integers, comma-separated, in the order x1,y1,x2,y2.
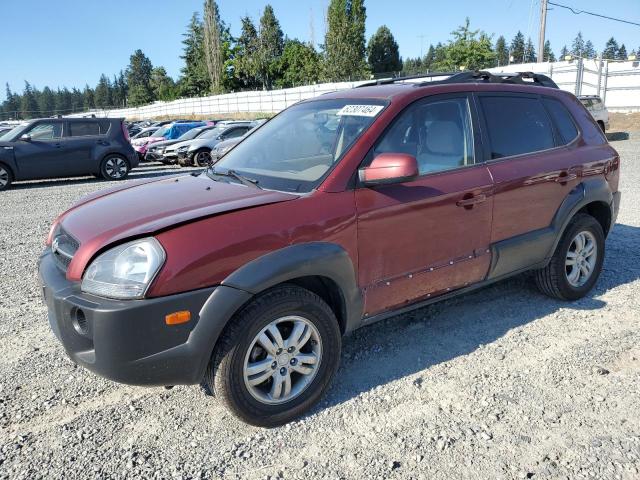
355,70,558,89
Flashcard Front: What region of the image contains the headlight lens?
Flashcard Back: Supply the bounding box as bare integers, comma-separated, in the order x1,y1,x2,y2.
81,238,165,299
177,146,188,152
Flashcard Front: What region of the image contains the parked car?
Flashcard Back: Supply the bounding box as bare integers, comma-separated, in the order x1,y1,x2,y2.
578,95,609,131
145,125,216,163
176,121,255,166
39,71,620,427
130,126,159,141
209,136,244,163
0,117,138,190
131,122,208,160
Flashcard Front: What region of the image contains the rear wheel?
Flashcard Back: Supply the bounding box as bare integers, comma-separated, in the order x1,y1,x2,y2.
205,285,341,427
535,213,605,300
100,155,130,180
0,163,13,191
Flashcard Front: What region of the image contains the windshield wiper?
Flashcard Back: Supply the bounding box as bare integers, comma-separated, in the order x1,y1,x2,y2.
207,167,262,189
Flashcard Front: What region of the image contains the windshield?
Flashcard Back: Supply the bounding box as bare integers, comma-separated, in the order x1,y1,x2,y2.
178,128,204,141
213,99,385,192
154,126,170,137
0,125,26,141
198,127,224,139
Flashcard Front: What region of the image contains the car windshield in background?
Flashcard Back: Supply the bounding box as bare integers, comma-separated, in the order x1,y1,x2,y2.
198,127,224,139
213,99,386,192
178,128,204,141
154,126,170,137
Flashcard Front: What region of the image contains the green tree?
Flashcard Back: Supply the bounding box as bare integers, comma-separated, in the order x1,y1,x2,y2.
423,44,435,70
617,44,628,60
20,82,38,119
179,13,210,96
277,39,321,87
602,37,619,60
38,86,56,116
559,45,569,59
114,71,128,107
4,84,19,119
583,40,596,58
543,40,556,62
126,49,154,106
150,67,177,100
524,37,536,63
82,85,95,110
70,88,83,113
510,31,525,64
571,32,585,57
257,5,284,89
94,74,112,109
433,19,495,71
366,25,402,74
495,35,509,66
203,0,223,93
324,0,368,81
235,16,260,89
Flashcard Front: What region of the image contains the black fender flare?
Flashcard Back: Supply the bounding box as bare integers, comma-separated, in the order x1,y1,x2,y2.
190,242,362,382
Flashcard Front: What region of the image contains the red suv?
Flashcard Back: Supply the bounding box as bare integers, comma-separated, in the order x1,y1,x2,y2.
39,72,621,427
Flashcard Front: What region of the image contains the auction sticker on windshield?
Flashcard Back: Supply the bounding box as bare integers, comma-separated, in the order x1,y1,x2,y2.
336,104,384,117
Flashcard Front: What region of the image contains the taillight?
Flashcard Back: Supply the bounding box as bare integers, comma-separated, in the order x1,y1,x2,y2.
121,122,130,142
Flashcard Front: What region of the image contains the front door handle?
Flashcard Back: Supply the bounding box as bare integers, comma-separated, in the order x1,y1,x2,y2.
456,194,487,209
53,143,62,148
555,171,578,184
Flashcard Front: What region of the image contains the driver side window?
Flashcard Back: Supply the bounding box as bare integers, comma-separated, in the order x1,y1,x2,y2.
27,122,63,140
374,97,474,175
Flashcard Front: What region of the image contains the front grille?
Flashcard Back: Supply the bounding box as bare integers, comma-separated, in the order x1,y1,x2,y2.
52,229,79,272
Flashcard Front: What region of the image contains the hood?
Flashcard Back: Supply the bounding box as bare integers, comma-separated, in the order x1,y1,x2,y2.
147,139,179,150
58,174,298,280
165,139,192,152
188,137,218,151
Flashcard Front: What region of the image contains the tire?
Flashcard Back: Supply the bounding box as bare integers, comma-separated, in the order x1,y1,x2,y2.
0,163,13,191
535,213,605,300
100,155,130,181
193,149,212,167
205,284,341,427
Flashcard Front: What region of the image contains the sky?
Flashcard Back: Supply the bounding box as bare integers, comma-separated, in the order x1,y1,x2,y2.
1,0,639,101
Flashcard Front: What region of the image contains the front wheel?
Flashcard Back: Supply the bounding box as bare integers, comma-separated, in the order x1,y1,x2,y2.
0,164,13,191
193,149,212,167
205,285,341,427
535,213,605,300
100,155,130,180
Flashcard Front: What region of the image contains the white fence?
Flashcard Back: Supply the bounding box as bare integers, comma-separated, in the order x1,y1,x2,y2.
76,60,640,120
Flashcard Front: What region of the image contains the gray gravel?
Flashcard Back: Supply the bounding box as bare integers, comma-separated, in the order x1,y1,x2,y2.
1,142,639,480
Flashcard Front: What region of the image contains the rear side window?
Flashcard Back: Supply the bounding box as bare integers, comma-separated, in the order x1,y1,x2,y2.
543,98,578,145
68,121,110,137
480,96,555,159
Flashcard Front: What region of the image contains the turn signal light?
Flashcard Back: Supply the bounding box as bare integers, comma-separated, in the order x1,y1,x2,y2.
165,311,191,325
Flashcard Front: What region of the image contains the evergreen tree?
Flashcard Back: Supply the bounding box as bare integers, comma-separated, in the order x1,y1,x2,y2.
126,49,154,106
543,40,556,62
39,86,56,117
602,37,619,60
433,19,495,71
366,25,402,74
82,85,95,110
510,31,525,64
277,39,321,87
70,88,83,113
257,5,284,89
20,82,38,119
571,32,585,57
115,71,128,107
423,44,435,71
203,0,223,93
560,45,569,59
583,40,596,58
150,67,177,100
617,44,628,60
4,84,19,119
235,16,260,88
324,0,368,81
495,35,509,66
524,37,536,63
94,74,112,108
179,13,210,96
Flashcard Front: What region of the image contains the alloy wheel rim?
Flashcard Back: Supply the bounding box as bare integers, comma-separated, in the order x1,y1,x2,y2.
105,158,127,179
196,151,212,166
565,230,598,287
0,167,8,187
243,315,322,405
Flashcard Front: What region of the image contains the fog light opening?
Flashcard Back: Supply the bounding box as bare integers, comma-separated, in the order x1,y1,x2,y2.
71,307,88,335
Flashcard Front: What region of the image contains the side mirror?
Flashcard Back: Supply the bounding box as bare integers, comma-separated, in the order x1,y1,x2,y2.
359,153,419,186
20,134,32,142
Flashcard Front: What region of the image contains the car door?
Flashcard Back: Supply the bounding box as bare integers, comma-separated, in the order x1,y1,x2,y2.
355,94,494,316
477,94,582,260
64,120,106,175
13,120,67,180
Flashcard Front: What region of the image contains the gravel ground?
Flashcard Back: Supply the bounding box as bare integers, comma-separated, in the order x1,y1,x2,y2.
0,142,639,480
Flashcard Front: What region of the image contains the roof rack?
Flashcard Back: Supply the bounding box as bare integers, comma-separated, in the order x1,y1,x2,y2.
356,70,559,89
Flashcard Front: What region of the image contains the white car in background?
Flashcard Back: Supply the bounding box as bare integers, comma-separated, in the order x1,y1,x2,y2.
578,95,609,132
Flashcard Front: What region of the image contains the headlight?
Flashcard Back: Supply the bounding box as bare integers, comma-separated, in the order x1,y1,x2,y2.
81,238,165,299
177,146,188,152
218,145,232,155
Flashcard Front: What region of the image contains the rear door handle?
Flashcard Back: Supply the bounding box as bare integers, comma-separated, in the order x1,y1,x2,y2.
456,194,487,209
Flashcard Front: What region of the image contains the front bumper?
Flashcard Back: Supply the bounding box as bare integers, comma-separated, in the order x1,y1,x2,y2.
144,150,165,162
39,249,224,386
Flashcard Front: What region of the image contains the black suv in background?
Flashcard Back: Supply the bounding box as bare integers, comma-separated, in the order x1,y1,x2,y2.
0,117,138,190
